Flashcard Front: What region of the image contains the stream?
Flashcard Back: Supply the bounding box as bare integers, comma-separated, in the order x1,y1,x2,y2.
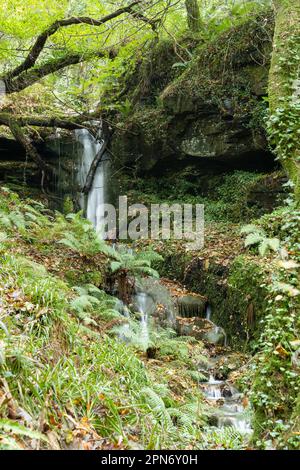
76,127,253,441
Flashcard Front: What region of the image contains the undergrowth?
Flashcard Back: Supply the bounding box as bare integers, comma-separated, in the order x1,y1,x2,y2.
0,187,222,450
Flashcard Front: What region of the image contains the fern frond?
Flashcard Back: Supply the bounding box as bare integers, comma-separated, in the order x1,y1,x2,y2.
240,224,264,235
244,232,263,247
258,239,269,256
141,387,173,429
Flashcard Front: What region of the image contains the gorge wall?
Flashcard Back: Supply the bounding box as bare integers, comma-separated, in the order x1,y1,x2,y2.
111,11,278,178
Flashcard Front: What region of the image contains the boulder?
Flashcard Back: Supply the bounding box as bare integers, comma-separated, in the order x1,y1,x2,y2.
177,294,207,318
176,317,226,346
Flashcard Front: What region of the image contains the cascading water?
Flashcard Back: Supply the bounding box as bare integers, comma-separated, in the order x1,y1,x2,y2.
203,371,252,435
75,128,110,235
205,375,223,400
205,303,212,321
135,292,151,348
117,303,132,342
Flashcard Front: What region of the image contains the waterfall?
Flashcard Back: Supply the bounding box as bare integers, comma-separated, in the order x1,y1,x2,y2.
75,128,109,235
135,292,150,347
205,303,212,321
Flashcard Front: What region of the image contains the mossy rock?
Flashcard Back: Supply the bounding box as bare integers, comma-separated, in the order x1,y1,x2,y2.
111,12,275,175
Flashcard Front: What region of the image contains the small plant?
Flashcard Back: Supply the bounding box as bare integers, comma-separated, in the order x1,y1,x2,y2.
59,212,117,258
71,284,121,325
0,419,46,450
110,247,163,302
241,224,280,256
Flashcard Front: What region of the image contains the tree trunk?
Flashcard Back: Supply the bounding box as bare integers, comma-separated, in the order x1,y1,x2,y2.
82,123,112,195
185,0,201,32
8,119,53,176
269,0,300,201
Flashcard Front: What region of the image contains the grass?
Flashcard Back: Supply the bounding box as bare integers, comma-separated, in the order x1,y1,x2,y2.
0,187,226,450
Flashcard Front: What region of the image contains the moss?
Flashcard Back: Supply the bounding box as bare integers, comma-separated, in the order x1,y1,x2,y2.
111,12,274,174
268,0,300,201
64,268,103,287
160,10,274,118
118,170,285,223
154,248,270,349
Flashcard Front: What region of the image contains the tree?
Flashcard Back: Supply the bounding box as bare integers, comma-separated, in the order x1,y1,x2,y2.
185,0,201,32
0,1,161,179
268,0,300,202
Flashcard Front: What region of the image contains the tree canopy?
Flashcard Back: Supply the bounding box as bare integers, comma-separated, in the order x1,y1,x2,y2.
0,0,299,200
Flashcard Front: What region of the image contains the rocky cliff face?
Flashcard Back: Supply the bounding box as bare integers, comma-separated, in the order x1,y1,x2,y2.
111,12,276,176
0,132,80,209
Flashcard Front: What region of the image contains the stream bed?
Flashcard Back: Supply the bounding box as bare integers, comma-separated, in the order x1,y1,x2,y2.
76,128,253,443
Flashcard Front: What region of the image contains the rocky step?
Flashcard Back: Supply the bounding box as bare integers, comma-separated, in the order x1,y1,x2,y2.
176,316,226,346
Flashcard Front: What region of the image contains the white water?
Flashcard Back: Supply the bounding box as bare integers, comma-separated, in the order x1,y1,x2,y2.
205,304,212,321
117,303,131,342
135,292,150,347
217,414,252,435
203,372,252,435
205,375,223,400
75,128,109,235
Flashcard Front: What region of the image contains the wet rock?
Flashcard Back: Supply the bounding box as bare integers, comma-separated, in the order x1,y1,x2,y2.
207,414,219,427
203,325,226,346
146,347,158,359
197,357,211,371
221,384,232,398
177,294,207,318
213,353,249,380
214,370,227,381
152,303,176,329
176,317,226,346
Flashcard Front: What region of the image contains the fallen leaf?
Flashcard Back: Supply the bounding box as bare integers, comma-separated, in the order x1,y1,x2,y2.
274,344,289,359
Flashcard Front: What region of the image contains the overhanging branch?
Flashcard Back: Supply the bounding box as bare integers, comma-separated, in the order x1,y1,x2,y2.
3,1,141,80
0,111,101,129
3,49,117,94
1,0,158,94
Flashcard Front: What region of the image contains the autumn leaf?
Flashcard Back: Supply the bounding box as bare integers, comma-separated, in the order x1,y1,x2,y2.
274,344,290,359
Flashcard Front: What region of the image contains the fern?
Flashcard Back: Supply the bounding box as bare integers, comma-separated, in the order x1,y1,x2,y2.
141,387,173,429
241,224,264,235
59,212,119,259
241,224,280,257
110,248,162,279
168,408,195,436
202,425,245,450
71,285,120,324
244,232,264,247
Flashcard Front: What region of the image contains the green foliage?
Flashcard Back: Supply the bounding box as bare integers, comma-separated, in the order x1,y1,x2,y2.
58,212,117,258
0,188,211,450
268,29,300,198
110,246,163,280
237,204,300,448
0,419,46,450
241,224,280,256
71,284,121,324
140,387,204,448
121,170,270,224
0,254,69,313
259,201,300,260
200,425,246,450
